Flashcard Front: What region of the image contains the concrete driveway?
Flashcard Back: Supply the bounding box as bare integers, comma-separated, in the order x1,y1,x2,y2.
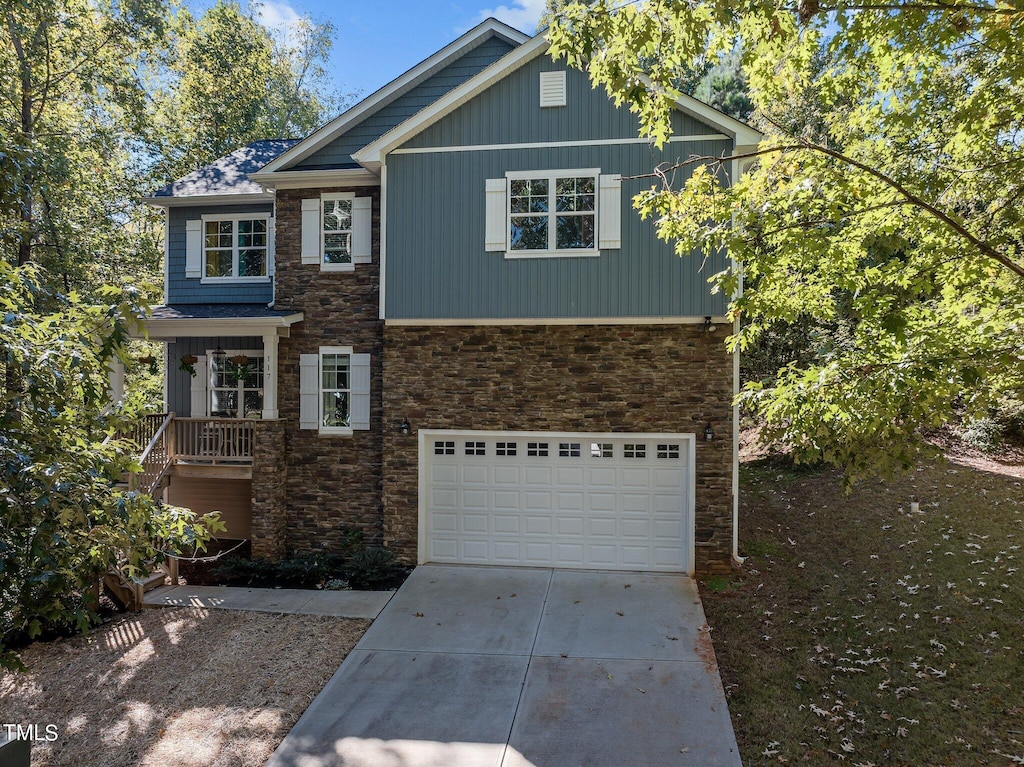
266,565,741,767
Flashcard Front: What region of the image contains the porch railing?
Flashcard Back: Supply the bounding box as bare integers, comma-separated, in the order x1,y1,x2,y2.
172,417,256,464
131,412,175,495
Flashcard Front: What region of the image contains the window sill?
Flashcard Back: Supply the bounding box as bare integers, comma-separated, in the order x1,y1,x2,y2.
318,427,354,437
504,249,601,260
321,262,355,273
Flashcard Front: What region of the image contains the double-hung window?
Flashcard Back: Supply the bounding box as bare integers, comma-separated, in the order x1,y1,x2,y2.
320,349,351,429
201,215,269,280
322,196,353,266
299,194,372,271
298,347,372,434
509,172,597,254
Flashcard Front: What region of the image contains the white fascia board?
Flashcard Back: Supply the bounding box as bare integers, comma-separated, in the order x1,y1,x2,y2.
354,34,550,167
140,313,304,339
142,192,275,208
354,36,764,168
254,18,530,177
250,168,380,189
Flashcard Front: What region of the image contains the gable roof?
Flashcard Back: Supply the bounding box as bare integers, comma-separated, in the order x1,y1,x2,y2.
251,18,528,182
145,140,298,205
351,35,763,171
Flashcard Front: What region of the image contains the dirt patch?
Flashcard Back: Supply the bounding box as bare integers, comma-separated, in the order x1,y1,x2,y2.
0,608,368,767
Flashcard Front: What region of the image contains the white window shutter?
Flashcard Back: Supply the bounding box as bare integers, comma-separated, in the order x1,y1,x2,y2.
299,353,319,429
484,178,507,252
301,198,321,265
267,217,276,276
185,220,202,278
352,197,372,264
349,353,371,430
598,174,622,250
189,355,208,417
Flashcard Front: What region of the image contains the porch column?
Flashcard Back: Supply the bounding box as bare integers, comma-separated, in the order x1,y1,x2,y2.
262,330,279,420
108,357,125,406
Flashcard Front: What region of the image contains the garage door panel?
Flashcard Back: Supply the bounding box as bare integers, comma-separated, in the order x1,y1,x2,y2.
556,466,584,485
494,514,521,534
493,490,520,510
462,465,489,484
493,466,520,485
424,432,691,573
462,513,489,533
432,512,458,532
524,516,551,535
525,466,553,485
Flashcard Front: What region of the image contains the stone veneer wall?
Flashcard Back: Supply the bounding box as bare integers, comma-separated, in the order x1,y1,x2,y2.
271,186,384,553
250,419,287,558
382,323,736,574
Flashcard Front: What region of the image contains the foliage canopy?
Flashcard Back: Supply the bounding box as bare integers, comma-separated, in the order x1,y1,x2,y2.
548,0,1024,479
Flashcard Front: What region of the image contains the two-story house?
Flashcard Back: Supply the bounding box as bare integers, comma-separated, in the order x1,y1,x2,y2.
141,19,760,575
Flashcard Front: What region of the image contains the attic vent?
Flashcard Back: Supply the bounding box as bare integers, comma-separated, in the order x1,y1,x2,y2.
539,71,566,107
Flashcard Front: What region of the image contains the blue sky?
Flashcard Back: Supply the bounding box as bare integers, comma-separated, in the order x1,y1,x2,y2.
254,0,545,99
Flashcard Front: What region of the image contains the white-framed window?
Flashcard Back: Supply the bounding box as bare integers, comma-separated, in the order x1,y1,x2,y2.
320,347,352,432
208,350,264,418
200,214,270,281
484,170,620,258
300,195,372,271
322,194,354,269
508,170,597,255
298,347,371,434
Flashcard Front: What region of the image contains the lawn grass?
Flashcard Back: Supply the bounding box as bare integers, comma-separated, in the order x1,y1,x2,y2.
700,456,1024,766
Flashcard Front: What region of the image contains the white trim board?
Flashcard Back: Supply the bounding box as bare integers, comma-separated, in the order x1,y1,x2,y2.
141,313,304,340
250,168,380,189
353,34,762,170
252,18,529,178
385,316,729,327
391,133,730,156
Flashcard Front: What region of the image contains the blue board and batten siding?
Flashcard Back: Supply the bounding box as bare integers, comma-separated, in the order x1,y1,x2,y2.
166,336,262,416
384,56,733,320
166,204,275,304
295,35,517,170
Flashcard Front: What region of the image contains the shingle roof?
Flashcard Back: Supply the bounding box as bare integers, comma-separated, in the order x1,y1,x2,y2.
148,140,300,198
148,304,300,320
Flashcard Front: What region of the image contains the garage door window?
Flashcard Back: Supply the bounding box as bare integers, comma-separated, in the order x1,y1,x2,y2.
657,444,681,459
434,440,455,455
624,443,647,458
527,442,549,456
466,441,486,455
496,441,517,456
559,442,581,457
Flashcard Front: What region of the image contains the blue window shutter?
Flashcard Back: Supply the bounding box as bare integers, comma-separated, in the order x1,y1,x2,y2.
352,197,372,264
349,353,371,430
189,355,208,417
299,353,319,429
598,174,621,249
484,178,506,251
185,220,203,278
301,199,321,265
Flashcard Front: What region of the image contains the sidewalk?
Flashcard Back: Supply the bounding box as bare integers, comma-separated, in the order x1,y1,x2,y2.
144,584,394,619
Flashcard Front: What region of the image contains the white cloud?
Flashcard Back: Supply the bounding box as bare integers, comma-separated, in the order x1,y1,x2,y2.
255,0,304,43
473,0,547,34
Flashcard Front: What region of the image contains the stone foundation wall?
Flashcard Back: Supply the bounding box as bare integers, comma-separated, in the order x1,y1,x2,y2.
250,419,287,558
272,186,385,553
381,323,735,574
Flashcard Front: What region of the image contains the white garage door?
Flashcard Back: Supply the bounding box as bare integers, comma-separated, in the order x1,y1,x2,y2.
420,431,693,573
